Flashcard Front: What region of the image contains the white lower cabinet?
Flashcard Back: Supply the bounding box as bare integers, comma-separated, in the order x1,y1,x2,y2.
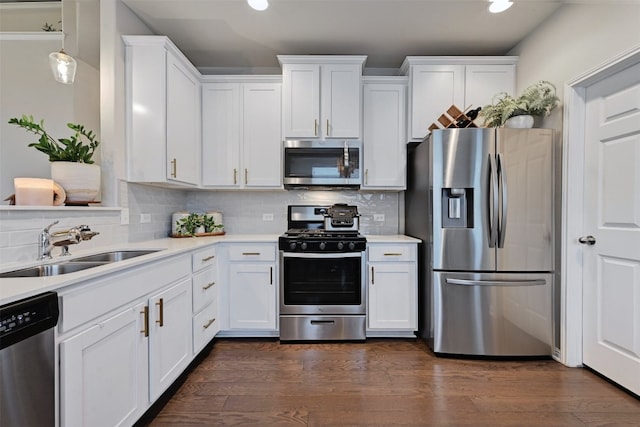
60,303,148,427
58,254,195,427
223,243,277,333
148,278,193,401
367,243,418,336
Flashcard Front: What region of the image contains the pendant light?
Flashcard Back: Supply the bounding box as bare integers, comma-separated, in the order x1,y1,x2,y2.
49,0,77,84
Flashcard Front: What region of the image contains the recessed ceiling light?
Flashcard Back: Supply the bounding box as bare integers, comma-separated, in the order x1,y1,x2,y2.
489,0,513,14
248,0,269,11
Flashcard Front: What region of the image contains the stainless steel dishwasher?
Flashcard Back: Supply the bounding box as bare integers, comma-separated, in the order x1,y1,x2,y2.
0,291,59,427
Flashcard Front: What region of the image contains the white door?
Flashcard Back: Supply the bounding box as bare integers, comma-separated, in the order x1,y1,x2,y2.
582,60,640,396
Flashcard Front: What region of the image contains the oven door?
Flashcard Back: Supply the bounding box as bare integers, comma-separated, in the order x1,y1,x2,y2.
279,251,366,315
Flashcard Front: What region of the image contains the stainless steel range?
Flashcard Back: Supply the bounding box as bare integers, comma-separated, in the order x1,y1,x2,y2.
279,205,367,341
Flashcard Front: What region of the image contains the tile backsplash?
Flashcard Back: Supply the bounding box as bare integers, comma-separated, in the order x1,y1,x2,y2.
1,184,402,264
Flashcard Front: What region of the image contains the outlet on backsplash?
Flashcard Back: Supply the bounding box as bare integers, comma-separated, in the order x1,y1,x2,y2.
262,213,274,221
140,213,151,223
373,214,385,222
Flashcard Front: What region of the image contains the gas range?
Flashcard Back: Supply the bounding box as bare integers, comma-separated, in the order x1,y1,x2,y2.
279,205,366,253
279,229,366,252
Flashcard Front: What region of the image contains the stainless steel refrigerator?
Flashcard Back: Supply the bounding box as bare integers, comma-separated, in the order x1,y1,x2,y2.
406,128,555,356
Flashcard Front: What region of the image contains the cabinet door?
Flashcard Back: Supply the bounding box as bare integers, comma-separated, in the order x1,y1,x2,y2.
368,263,417,330
321,63,362,138
166,53,200,185
242,83,282,188
282,63,320,138
148,278,192,400
362,83,406,189
409,65,464,140
202,83,241,187
60,304,148,427
228,262,276,330
465,64,516,126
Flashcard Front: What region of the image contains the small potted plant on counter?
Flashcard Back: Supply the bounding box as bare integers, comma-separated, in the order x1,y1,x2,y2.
480,80,560,128
9,114,101,203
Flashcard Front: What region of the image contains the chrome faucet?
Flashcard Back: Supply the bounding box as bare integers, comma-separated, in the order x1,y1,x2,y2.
38,221,100,260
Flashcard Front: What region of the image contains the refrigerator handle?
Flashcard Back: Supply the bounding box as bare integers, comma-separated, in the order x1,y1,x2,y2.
446,278,547,287
488,154,499,248
497,153,508,248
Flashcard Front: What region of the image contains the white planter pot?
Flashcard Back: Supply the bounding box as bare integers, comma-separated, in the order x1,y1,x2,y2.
504,115,535,128
50,162,101,203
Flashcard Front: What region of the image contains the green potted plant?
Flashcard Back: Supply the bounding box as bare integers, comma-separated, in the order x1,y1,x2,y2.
480,80,560,128
9,115,101,203
175,213,203,236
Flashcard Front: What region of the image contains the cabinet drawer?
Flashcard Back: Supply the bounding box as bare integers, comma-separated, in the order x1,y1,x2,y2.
192,246,217,271
193,301,218,354
59,255,191,334
368,244,416,262
192,267,217,313
228,244,276,261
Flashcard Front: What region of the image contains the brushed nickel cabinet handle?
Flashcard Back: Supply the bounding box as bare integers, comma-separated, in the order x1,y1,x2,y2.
140,306,149,337
242,252,261,256
245,168,248,184
155,298,164,327
203,318,216,329
326,119,329,136
202,281,215,290
202,255,215,261
233,168,237,185
314,119,318,136
365,169,368,185
384,253,403,256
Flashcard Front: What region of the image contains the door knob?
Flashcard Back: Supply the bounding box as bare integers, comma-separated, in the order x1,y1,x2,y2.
578,235,596,245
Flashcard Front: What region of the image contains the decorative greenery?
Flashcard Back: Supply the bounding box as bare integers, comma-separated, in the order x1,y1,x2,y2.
8,115,100,164
480,80,560,128
42,21,61,32
175,213,223,236
175,213,203,236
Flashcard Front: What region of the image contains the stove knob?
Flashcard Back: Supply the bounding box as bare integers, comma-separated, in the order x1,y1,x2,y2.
337,241,344,250
319,242,326,250
289,241,297,250
300,242,308,251
348,241,356,251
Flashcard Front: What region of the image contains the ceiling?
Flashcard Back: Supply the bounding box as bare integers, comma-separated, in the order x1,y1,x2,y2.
120,0,577,73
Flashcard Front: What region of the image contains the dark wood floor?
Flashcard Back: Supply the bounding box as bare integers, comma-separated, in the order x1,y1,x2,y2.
147,338,640,426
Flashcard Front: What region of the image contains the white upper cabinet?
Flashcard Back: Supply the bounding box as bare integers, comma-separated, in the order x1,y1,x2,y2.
401,57,517,141
123,36,201,186
279,56,367,139
362,78,407,190
202,77,282,189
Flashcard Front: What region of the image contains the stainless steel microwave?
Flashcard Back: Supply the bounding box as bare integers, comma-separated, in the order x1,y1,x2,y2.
283,140,362,189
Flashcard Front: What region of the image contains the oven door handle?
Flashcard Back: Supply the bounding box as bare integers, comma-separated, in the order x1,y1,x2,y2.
281,252,362,259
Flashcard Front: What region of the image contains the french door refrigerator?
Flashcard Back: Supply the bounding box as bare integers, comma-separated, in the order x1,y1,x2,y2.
406,128,555,356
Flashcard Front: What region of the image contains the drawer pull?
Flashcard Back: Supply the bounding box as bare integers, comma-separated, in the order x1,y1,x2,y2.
384,253,403,256
155,298,164,327
202,281,216,290
242,252,261,256
202,255,215,261
203,318,216,329
140,306,149,337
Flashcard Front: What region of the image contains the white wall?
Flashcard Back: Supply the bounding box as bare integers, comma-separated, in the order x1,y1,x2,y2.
509,3,640,132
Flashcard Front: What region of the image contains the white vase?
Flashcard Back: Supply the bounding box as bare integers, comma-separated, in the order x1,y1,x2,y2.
50,162,101,203
504,115,535,128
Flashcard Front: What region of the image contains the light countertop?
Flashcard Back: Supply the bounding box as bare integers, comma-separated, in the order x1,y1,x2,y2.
0,233,419,305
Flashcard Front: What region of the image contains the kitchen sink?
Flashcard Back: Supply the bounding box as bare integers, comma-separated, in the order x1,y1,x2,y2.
0,261,108,278
71,249,160,263
0,249,162,278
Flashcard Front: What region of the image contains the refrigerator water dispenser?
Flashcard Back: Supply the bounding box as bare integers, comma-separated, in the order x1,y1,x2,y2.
442,188,473,228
